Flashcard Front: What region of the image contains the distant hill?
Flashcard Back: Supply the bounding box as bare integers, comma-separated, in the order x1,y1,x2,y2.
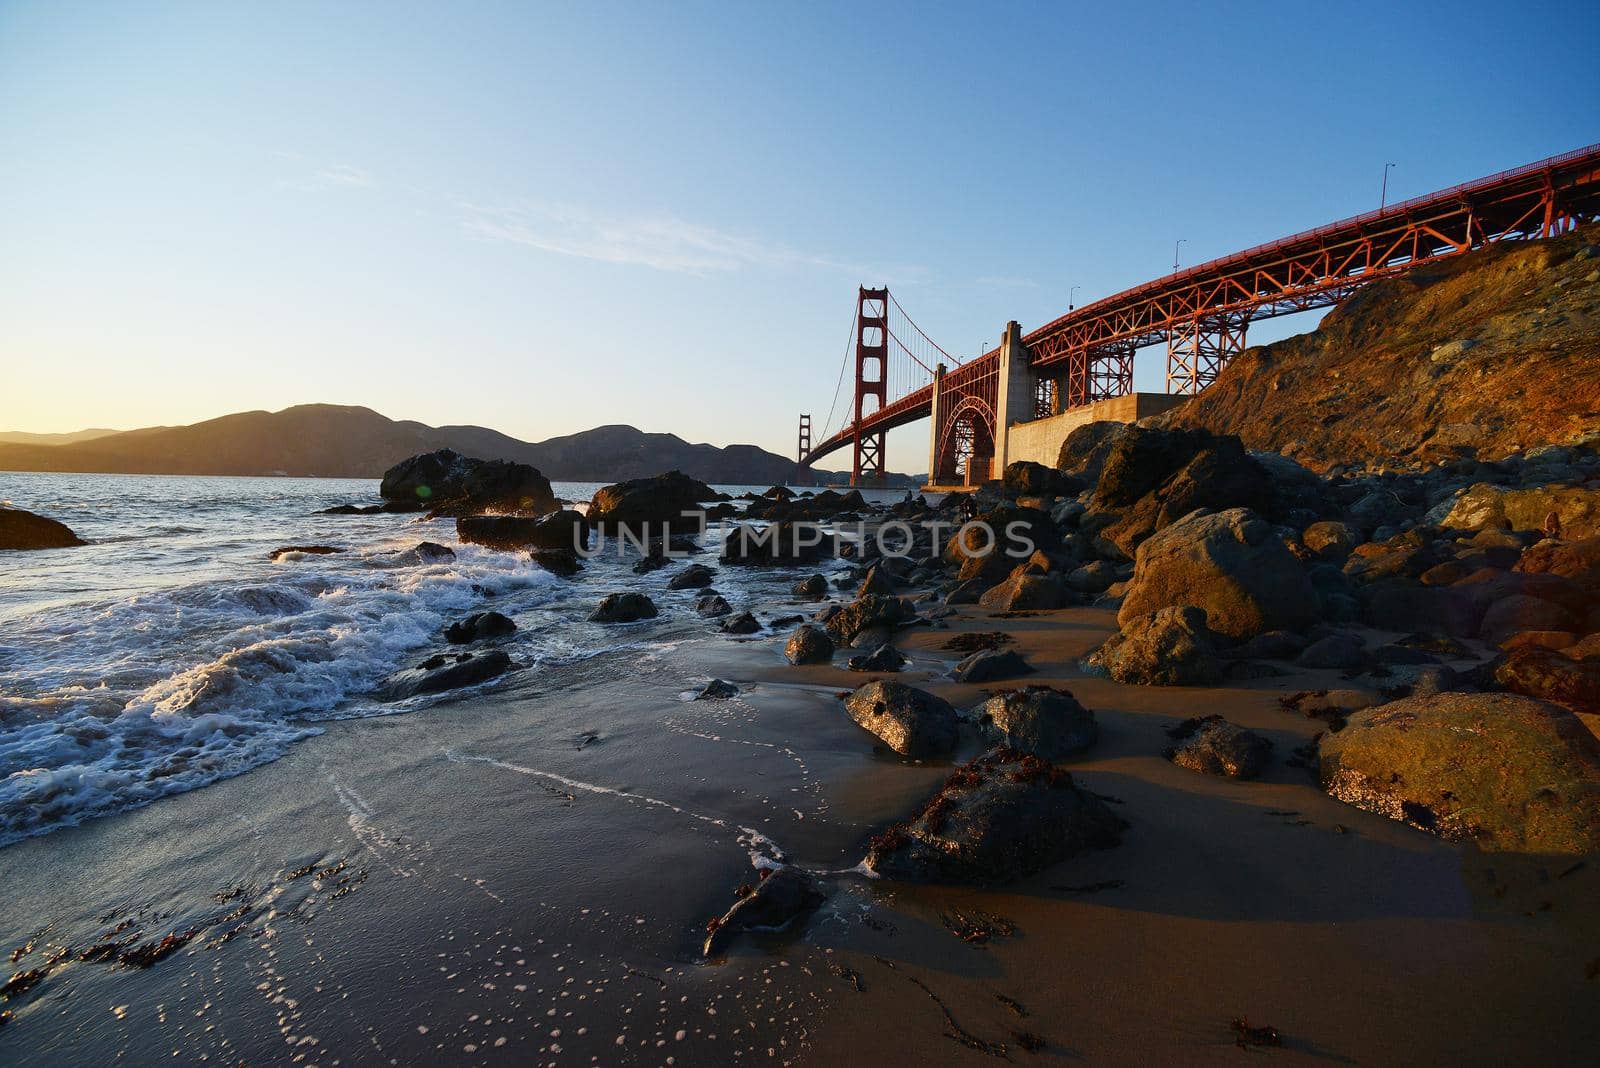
0,404,914,486
0,428,122,446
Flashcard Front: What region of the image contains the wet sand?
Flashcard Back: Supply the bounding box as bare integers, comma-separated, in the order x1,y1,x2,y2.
2,598,1596,1064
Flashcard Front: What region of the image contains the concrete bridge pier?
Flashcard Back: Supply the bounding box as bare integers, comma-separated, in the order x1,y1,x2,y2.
991,320,1037,474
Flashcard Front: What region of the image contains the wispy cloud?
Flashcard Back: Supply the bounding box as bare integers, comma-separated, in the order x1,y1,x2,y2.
315,164,374,188
461,202,875,277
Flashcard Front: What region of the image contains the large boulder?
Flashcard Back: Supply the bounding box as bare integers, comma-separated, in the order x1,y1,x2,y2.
1093,434,1274,556
588,593,659,623
1494,647,1600,714
1478,595,1578,645
865,749,1125,884
1002,460,1083,499
1117,508,1316,640
784,624,834,665
588,470,719,529
1055,421,1129,483
384,649,512,700
667,563,717,589
976,686,1097,760
1318,692,1600,854
0,507,85,550
456,509,588,551
843,680,959,758
1443,483,1600,540
1088,605,1224,686
380,449,556,516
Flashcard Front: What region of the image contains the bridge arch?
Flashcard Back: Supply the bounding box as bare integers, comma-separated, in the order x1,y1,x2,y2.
933,395,996,486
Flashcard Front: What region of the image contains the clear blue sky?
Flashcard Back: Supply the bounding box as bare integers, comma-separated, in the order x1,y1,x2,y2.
3,1,1596,471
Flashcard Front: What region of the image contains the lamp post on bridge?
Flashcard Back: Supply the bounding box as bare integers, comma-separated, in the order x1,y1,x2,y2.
1380,162,1397,211
1173,238,1186,272
1069,285,1080,311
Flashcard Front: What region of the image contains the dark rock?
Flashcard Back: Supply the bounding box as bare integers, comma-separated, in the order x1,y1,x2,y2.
702,867,826,957
1302,521,1361,560
792,574,829,600
976,686,1097,760
316,503,383,515
412,540,456,561
865,749,1125,884
444,611,516,644
694,679,739,700
380,449,555,516
721,522,835,567
1495,647,1600,714
844,680,959,758
1296,632,1367,670
1089,605,1224,686
848,645,907,672
784,624,835,665
952,648,1033,683
1003,460,1083,499
385,649,512,699
720,611,761,635
1166,716,1273,779
695,593,733,617
1229,630,1309,660
667,563,717,589
1118,508,1316,640
456,509,588,551
268,545,342,560
1055,420,1130,483
588,593,658,623
856,563,899,597
588,470,718,529
824,594,917,645
1479,595,1578,645
1066,560,1119,594
1358,579,1479,637
1319,692,1600,853
530,548,581,576
632,551,669,574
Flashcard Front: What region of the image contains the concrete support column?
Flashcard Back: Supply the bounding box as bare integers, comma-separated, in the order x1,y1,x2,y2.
925,362,946,485
991,320,1035,474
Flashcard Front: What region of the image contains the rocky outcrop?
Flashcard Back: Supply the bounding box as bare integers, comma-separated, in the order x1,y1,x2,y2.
443,611,516,644
720,611,761,635
784,624,834,665
588,470,718,529
695,593,733,617
530,548,581,576
384,649,512,699
1089,606,1224,686
0,507,85,550
702,867,826,957
1318,692,1600,853
977,571,1070,611
792,574,829,600
865,749,1125,884
1151,229,1600,469
847,645,907,672
1118,508,1316,640
1516,536,1600,592
1166,716,1273,779
588,593,659,623
1443,483,1600,540
843,681,959,758
456,510,588,551
380,449,556,516
976,686,1097,760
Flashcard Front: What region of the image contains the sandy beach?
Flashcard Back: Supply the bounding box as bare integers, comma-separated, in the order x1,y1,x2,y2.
6,592,1595,1065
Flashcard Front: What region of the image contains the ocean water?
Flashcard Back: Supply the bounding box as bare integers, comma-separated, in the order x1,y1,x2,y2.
0,471,901,849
